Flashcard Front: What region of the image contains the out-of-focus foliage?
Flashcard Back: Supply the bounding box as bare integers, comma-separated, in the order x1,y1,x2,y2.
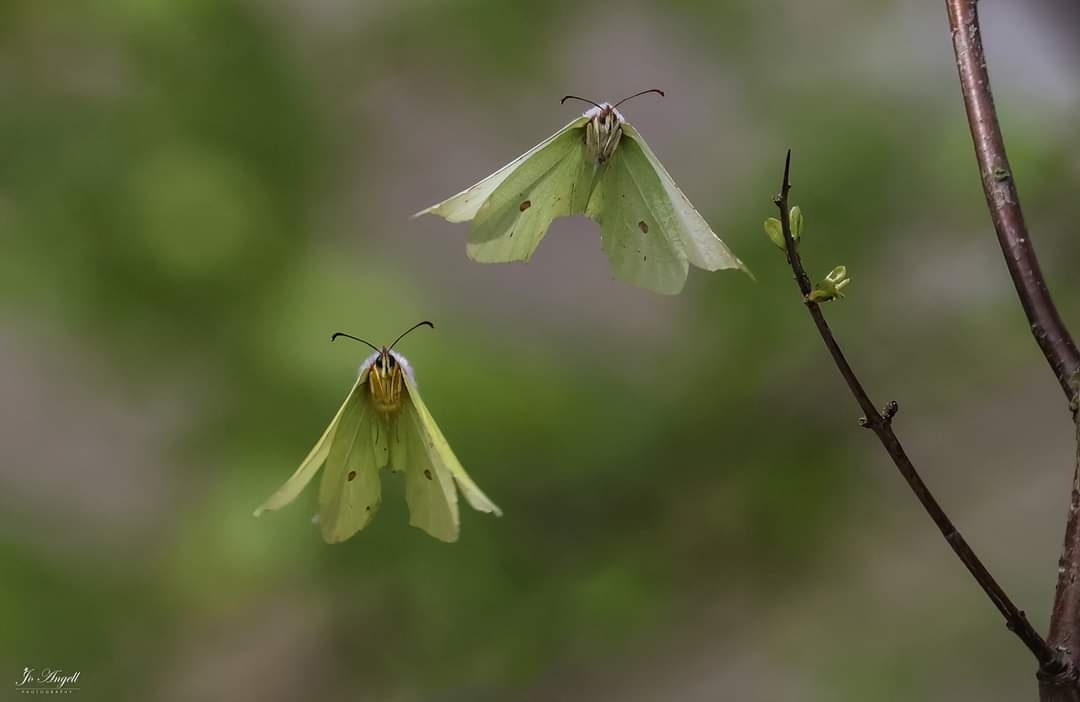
1,1,1079,701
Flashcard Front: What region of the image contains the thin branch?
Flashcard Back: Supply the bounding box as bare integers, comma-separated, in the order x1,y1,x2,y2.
773,150,1058,670
946,1,1080,694
945,0,1080,401
1045,422,1080,700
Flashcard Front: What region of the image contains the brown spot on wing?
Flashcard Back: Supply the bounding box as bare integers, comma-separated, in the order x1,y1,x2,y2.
424,469,433,480
519,200,531,211
638,220,649,233
347,470,357,482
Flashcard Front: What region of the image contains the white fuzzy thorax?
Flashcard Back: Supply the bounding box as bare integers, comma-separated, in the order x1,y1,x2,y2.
582,104,626,123
359,350,416,383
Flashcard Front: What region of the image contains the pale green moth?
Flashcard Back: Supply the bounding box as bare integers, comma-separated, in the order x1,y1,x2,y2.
414,89,751,295
253,322,501,543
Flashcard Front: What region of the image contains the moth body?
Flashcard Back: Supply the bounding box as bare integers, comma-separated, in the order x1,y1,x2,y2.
362,349,413,415
583,103,625,163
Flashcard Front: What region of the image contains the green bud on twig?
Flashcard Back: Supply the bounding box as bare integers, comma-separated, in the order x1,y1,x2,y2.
764,217,785,250
763,206,803,252
807,265,850,303
790,206,804,239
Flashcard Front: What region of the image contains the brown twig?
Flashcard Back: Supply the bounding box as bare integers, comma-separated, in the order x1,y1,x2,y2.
945,0,1080,400
946,1,1080,696
773,150,1058,670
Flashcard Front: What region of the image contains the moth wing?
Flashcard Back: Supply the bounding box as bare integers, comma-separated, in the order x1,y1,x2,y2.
621,124,750,276
397,398,460,542
403,373,502,518
318,374,388,543
253,373,365,517
414,117,588,224
585,141,690,295
465,121,599,263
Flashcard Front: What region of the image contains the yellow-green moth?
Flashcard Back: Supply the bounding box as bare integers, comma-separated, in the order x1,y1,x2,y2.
253,322,501,543
415,90,750,295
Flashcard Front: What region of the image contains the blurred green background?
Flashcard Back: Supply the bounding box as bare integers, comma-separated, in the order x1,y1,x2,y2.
2,1,1080,700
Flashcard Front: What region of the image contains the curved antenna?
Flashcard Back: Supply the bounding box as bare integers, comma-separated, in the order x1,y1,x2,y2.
560,95,603,109
613,88,665,108
330,332,380,353
388,320,435,351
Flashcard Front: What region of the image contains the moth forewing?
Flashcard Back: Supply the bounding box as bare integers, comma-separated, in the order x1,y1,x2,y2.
620,125,750,276
252,373,367,517
465,127,594,264
318,378,386,543
400,397,461,542
415,117,590,223
402,373,502,516
586,145,690,295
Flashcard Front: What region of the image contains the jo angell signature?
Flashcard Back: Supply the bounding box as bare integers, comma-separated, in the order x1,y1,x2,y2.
16,668,80,689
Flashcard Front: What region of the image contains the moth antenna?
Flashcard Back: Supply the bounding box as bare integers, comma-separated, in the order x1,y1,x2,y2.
613,89,665,108
330,332,380,353
388,320,435,351
560,95,603,109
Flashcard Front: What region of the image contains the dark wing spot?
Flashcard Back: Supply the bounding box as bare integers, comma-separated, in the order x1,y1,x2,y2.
365,505,371,511
638,220,649,233
347,470,357,482
643,255,647,262
519,200,531,211
424,469,433,480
